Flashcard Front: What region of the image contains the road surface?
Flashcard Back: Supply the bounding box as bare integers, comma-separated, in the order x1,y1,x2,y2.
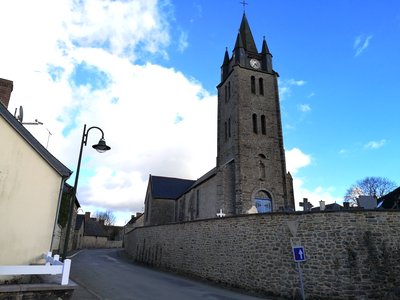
69,248,266,300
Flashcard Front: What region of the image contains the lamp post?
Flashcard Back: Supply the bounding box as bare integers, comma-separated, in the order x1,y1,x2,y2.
61,124,111,261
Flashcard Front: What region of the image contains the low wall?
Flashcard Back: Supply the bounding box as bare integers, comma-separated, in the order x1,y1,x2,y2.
125,210,400,299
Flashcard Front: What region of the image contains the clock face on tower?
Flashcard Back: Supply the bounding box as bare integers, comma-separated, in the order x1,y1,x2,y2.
250,58,261,69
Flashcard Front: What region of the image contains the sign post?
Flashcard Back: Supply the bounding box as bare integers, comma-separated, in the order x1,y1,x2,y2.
292,246,306,300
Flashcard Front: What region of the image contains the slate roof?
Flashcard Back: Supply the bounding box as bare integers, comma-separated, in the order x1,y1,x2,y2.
84,219,108,237
0,103,71,178
150,175,196,200
377,186,400,209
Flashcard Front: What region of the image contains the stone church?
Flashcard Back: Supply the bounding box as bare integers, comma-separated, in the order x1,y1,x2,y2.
144,13,295,226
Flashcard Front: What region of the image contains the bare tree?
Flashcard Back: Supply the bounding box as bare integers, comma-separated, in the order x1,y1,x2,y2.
95,210,116,226
344,176,397,206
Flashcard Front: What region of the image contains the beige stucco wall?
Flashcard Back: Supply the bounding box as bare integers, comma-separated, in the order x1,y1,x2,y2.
0,117,63,266
51,224,62,252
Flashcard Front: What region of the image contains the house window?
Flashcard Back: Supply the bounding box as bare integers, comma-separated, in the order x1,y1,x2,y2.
252,114,258,134
261,115,266,135
251,76,256,94
259,78,264,95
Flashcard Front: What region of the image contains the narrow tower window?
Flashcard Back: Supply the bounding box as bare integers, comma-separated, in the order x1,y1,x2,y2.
261,115,266,135
228,81,231,100
252,114,258,134
259,78,264,95
251,76,256,94
228,118,231,138
225,85,228,103
224,121,228,141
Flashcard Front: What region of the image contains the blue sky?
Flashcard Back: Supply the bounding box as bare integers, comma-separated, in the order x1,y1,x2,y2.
1,0,399,225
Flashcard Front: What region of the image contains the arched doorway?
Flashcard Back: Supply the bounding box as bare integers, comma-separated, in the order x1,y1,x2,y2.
254,190,273,213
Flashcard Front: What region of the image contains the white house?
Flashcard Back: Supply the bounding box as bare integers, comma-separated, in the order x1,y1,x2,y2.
0,78,71,281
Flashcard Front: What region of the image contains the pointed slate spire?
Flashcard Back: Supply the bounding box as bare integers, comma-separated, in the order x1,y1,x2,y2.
221,47,230,81
223,47,230,65
238,13,258,54
261,36,273,73
234,31,246,65
261,36,271,55
234,31,244,50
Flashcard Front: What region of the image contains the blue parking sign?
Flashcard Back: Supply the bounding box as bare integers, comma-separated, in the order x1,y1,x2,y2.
293,246,306,262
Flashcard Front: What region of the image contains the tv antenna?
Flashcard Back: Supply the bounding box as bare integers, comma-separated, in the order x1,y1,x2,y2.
14,105,52,148
14,105,43,125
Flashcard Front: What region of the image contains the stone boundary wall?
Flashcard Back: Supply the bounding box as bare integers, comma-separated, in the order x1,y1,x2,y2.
125,210,400,299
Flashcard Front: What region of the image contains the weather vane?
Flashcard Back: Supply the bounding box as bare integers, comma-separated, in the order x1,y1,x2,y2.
240,0,248,13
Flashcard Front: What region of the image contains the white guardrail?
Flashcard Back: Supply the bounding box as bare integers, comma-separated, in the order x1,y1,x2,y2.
0,252,71,285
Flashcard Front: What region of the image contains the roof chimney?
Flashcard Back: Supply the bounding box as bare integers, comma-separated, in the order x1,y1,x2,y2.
85,212,91,221
0,78,13,108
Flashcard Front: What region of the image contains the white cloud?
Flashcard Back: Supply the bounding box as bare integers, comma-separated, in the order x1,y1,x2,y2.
285,148,311,175
287,79,306,86
364,139,386,150
178,31,189,52
298,104,311,112
67,0,171,59
279,79,306,100
354,34,373,57
0,0,218,225
307,92,315,98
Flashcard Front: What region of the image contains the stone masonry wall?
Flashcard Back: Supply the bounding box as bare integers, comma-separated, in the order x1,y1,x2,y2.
125,210,400,299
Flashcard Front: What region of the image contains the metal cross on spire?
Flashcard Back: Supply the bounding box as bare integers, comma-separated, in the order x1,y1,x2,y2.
240,0,248,13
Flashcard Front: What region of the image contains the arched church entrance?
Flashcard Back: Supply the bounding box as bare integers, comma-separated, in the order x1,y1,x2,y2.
254,190,273,213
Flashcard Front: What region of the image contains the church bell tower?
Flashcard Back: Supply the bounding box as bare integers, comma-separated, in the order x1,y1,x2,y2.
216,13,294,214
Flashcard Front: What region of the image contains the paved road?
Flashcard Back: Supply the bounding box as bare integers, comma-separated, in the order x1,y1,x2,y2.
69,248,266,300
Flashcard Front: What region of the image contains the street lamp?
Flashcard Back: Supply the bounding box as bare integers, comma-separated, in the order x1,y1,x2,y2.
61,124,111,260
